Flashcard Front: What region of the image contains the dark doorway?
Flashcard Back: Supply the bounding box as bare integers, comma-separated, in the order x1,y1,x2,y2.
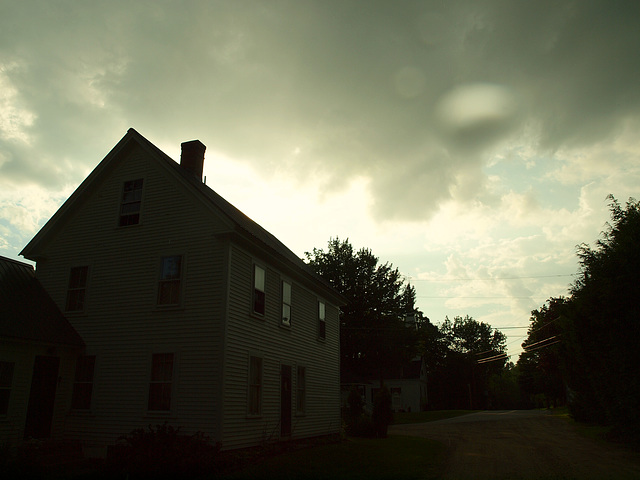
24,356,60,439
281,364,292,437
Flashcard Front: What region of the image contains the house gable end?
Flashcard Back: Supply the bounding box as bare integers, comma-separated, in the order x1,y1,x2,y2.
20,131,141,262
20,129,238,262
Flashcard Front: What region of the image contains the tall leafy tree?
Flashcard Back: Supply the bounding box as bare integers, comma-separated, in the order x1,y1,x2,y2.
424,315,507,409
305,238,418,382
563,196,640,432
440,315,507,358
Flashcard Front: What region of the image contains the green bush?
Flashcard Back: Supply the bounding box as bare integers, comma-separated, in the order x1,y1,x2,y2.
107,423,220,479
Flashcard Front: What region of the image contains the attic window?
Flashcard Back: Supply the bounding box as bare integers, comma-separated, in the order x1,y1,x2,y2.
119,178,143,226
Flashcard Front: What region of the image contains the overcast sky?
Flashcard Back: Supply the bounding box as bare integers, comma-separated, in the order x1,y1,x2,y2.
2,0,639,359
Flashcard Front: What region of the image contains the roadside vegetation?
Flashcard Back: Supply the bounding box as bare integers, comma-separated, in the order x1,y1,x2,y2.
308,196,640,441
517,196,640,441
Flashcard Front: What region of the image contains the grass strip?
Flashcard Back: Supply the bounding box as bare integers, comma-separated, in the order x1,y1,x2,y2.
221,435,446,480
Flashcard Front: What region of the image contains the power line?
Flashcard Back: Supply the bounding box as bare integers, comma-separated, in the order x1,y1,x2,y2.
523,335,559,351
411,274,575,282
529,316,561,335
417,295,544,299
475,349,496,356
477,352,508,364
523,339,561,353
477,353,513,364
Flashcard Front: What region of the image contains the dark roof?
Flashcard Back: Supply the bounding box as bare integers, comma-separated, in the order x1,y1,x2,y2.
0,256,84,346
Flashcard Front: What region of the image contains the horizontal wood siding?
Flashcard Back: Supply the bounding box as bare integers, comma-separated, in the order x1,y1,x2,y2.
35,145,229,453
222,245,340,450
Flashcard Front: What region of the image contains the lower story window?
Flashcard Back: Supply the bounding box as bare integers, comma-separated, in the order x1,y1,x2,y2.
296,366,306,414
148,353,174,411
71,356,96,410
248,356,263,416
0,361,14,415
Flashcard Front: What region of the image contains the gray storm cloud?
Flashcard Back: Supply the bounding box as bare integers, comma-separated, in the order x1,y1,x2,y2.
1,0,640,220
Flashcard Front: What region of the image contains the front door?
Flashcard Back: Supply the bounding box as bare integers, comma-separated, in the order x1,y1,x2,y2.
24,356,60,439
281,365,292,437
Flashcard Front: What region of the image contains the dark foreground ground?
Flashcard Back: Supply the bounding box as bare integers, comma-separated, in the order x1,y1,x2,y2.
389,410,640,480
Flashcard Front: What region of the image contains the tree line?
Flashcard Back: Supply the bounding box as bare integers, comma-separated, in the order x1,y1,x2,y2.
518,196,640,438
306,196,639,438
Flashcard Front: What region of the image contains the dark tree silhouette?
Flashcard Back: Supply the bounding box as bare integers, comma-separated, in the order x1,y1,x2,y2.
562,196,640,434
517,297,567,408
305,238,419,382
422,315,507,410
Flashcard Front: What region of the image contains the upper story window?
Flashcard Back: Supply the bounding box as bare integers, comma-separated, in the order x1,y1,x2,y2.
71,355,96,410
253,265,266,316
119,178,143,226
281,280,291,327
66,266,89,312
318,301,326,339
157,256,182,306
0,361,15,415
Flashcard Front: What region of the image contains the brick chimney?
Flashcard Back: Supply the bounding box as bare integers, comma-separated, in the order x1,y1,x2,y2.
180,140,206,181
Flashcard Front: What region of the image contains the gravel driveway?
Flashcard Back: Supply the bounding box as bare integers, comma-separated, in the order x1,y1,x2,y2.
388,410,640,479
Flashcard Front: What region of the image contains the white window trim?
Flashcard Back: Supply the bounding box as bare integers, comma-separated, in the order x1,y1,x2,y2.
318,299,326,340
65,264,91,314
281,279,292,327
118,177,145,227
156,254,185,308
252,263,266,318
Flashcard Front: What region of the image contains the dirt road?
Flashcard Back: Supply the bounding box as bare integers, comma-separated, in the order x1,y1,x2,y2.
389,410,640,479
